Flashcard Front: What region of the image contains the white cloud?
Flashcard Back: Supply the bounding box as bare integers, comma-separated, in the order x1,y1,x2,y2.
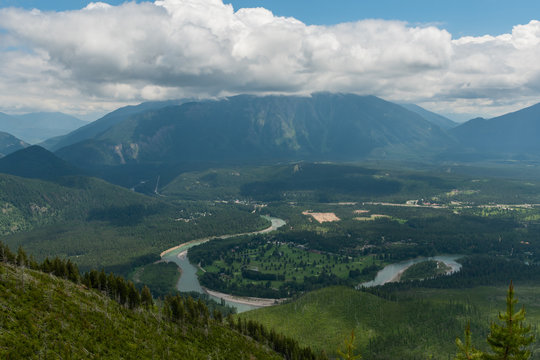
0,0,539,119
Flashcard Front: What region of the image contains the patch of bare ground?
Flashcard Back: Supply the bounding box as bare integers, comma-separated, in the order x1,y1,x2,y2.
302,211,341,223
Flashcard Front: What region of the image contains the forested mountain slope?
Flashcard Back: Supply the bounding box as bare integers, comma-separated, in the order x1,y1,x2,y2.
43,99,189,151
0,172,165,236
0,261,284,360
55,93,454,168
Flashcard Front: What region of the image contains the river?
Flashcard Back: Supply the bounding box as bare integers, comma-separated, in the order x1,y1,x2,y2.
160,216,286,313
360,254,463,287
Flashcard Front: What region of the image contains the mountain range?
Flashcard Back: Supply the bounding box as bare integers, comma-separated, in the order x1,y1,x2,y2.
0,111,86,144
2,93,540,192
54,93,454,169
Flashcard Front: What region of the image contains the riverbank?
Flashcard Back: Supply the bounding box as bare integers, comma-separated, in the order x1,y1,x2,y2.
160,215,285,258
361,255,463,287
159,215,287,312
202,287,287,307
388,260,453,283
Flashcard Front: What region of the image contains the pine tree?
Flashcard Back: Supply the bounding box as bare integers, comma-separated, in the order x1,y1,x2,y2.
16,246,28,267
127,281,141,309
337,330,362,360
141,285,153,309
455,323,483,360
484,281,535,360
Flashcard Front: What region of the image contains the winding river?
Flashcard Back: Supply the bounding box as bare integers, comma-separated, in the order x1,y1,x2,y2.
161,215,462,312
160,216,286,313
360,254,463,287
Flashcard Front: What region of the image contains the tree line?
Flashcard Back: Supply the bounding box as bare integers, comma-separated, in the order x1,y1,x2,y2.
0,241,323,360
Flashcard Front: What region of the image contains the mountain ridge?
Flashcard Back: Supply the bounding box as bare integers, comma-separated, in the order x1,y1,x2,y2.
0,131,28,157
42,99,191,151
0,111,86,144
0,145,84,180
450,101,540,158
55,93,455,169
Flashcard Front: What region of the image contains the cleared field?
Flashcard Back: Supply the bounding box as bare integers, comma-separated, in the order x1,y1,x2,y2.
302,211,341,223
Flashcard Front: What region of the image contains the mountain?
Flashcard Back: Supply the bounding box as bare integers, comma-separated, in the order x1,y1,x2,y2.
0,111,86,144
42,99,189,151
0,131,28,157
450,102,540,158
0,260,283,360
400,103,457,130
0,145,83,180
55,93,454,169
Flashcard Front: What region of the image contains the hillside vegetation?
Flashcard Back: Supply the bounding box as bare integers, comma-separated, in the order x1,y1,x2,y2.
0,173,158,236
0,171,269,276
240,285,540,359
0,262,283,359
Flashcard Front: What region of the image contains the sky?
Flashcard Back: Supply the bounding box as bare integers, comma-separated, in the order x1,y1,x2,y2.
1,0,540,121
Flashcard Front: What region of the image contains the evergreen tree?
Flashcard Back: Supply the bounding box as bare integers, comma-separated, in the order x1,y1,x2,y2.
16,247,28,267
455,323,483,360
337,330,361,360
66,260,79,283
484,282,535,360
141,285,153,309
127,281,141,309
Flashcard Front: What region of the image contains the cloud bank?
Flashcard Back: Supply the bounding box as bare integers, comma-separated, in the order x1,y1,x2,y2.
1,0,539,118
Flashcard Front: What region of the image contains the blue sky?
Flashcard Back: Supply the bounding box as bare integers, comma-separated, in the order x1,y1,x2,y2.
1,0,540,119
1,0,539,36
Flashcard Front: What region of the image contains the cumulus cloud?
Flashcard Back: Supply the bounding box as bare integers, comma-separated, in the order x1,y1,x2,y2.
0,0,539,118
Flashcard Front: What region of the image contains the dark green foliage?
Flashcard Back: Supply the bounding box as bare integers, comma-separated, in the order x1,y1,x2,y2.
87,203,161,226
134,261,180,297
240,163,402,201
